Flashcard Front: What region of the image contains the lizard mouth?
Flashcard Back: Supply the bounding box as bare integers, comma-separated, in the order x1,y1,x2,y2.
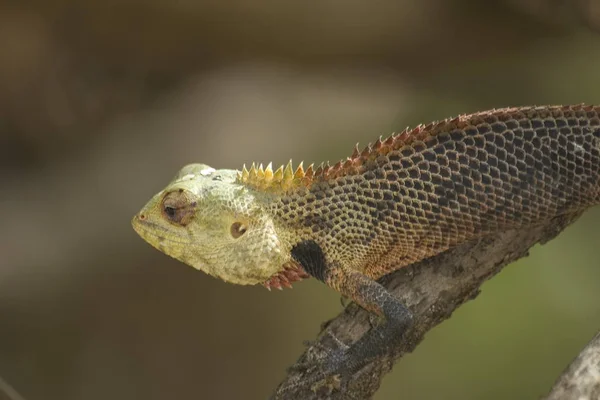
262,261,309,290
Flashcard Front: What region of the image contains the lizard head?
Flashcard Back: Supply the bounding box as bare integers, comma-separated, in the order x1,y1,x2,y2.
131,163,294,286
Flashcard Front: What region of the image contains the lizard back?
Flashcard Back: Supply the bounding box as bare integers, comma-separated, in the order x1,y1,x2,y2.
272,105,600,279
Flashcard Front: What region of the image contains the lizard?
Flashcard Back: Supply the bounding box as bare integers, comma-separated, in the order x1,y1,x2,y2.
131,104,600,393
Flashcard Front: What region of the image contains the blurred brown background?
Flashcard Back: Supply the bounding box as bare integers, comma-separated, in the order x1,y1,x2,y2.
1,1,600,399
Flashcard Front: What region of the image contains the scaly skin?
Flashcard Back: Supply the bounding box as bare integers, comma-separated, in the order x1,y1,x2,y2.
132,104,600,389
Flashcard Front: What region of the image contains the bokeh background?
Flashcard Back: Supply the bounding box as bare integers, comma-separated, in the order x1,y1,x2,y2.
2,1,600,399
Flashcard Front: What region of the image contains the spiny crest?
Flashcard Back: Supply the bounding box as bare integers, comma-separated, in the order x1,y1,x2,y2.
237,107,588,188
309,109,521,181
307,124,435,181
235,124,436,190
236,160,312,192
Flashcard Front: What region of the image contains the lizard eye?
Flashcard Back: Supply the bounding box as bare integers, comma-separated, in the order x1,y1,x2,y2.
164,206,176,218
161,190,195,226
230,222,247,239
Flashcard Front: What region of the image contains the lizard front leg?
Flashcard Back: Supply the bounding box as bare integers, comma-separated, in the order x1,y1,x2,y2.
291,240,414,386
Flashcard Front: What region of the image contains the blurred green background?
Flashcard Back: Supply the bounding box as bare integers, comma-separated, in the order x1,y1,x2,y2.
1,1,600,399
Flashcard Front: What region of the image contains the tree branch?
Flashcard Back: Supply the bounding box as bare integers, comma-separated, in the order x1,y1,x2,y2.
272,211,585,400
544,331,600,400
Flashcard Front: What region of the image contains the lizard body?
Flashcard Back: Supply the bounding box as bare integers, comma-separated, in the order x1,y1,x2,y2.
132,104,600,387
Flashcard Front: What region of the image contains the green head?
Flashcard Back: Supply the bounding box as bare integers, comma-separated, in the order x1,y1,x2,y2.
132,164,291,285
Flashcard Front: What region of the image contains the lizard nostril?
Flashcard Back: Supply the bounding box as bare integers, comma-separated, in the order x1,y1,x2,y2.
139,213,147,221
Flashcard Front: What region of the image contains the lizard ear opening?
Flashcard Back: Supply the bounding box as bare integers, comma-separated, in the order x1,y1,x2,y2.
230,222,247,239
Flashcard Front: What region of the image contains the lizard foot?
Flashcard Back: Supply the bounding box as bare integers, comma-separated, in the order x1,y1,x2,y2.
293,329,350,372
278,331,358,397
308,347,372,399
281,354,352,397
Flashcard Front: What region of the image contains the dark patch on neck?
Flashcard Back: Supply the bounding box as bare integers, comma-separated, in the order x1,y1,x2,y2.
291,240,328,282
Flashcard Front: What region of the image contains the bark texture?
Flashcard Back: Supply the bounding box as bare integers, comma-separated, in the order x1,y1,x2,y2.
545,331,600,400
